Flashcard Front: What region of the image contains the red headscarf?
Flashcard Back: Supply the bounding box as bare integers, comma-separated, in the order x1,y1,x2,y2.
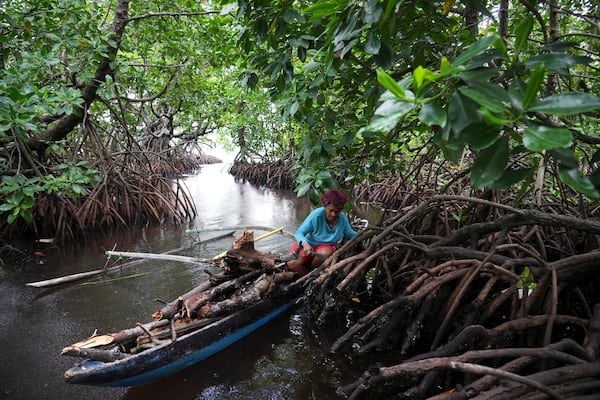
321,189,348,209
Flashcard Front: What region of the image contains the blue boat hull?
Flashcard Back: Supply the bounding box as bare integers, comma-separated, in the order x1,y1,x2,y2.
64,286,301,387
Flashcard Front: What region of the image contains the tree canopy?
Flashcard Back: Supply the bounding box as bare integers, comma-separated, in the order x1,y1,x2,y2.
233,0,600,203
1,0,600,239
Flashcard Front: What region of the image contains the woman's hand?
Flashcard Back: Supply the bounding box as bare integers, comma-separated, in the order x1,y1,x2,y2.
302,243,313,256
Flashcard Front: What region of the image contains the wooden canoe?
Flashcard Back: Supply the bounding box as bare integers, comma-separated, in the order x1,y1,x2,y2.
63,278,303,387
62,228,305,387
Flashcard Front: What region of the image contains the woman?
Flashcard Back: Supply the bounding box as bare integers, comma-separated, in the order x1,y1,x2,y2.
286,189,358,276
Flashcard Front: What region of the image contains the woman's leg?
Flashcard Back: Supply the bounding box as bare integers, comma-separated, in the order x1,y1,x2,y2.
310,244,336,268
286,242,313,276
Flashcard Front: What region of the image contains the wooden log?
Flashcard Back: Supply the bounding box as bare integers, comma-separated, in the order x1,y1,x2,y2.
110,319,172,343
61,346,128,362
232,229,256,251
27,270,105,288
105,251,213,264
213,226,285,259
221,229,284,271
198,271,296,319
64,318,171,351
152,296,184,321
198,273,273,318
183,270,264,318
151,270,242,320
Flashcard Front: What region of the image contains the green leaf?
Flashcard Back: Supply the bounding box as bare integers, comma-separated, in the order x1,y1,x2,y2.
373,42,394,69
514,16,533,54
296,181,312,197
365,32,380,55
549,148,579,169
7,211,18,224
458,69,498,85
282,9,304,24
508,79,526,112
304,1,340,19
362,0,382,24
528,93,600,115
558,165,600,200
440,56,451,73
479,107,511,126
363,99,415,132
413,66,437,93
451,35,500,68
458,122,501,150
339,131,356,146
471,136,509,189
419,103,446,127
523,64,545,110
289,101,300,117
376,68,406,100
488,167,535,189
438,123,464,162
523,125,573,152
448,92,481,134
458,83,510,113
0,203,15,212
524,54,592,71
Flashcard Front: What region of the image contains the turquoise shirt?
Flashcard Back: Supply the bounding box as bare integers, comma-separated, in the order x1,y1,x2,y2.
295,207,358,247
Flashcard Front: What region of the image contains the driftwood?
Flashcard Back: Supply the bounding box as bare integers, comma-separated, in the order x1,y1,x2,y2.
27,270,105,288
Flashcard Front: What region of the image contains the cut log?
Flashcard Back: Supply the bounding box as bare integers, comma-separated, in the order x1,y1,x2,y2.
232,229,256,251
223,230,281,271
152,272,239,320
212,226,285,259
198,271,296,319
183,270,264,318
64,319,171,351
198,273,273,318
61,346,128,362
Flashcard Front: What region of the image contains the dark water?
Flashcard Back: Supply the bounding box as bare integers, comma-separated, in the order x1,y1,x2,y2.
0,164,361,400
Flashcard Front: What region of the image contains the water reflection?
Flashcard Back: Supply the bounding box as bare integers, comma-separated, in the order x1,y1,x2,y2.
123,305,347,400
186,163,310,236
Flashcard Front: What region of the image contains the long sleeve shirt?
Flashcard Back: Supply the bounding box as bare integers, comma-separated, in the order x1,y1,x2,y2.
294,207,358,247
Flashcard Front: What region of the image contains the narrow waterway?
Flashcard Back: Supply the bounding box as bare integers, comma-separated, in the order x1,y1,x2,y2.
0,163,362,400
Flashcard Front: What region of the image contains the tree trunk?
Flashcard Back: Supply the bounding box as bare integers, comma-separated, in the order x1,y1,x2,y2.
27,0,130,153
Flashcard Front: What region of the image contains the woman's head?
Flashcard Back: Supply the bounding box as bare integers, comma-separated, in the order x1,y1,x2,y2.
322,189,348,209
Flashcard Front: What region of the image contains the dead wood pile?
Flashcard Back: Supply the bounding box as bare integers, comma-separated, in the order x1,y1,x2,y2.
306,194,600,399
